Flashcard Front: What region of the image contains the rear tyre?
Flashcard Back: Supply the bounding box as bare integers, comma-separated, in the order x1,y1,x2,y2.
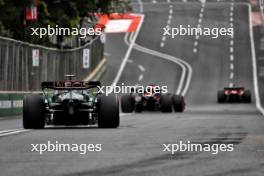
160,95,173,112
243,90,251,103
98,95,119,128
217,90,225,103
121,95,134,113
23,95,45,129
173,95,185,112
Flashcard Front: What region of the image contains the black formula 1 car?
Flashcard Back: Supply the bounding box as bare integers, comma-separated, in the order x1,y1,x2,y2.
217,87,251,103
121,85,185,113
23,77,119,129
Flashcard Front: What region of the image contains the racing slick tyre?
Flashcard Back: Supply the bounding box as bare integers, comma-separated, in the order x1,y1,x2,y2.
160,95,173,112
135,103,143,113
217,90,225,103
98,95,120,128
173,95,185,112
121,95,134,113
23,95,45,129
243,90,251,103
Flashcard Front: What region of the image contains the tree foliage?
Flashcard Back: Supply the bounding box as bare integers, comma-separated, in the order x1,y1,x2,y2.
0,0,131,46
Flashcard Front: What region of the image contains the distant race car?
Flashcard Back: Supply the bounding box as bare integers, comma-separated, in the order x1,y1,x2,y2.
23,76,119,129
217,87,251,103
121,85,185,113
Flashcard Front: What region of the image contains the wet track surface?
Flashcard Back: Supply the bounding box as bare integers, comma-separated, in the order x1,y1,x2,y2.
1,0,264,176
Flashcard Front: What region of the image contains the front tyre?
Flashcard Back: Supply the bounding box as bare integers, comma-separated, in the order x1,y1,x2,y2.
217,90,225,103
173,95,185,112
243,90,251,103
121,95,134,113
160,95,173,112
23,95,45,129
98,95,120,128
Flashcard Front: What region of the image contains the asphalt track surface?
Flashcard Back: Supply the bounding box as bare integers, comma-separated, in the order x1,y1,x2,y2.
1,0,264,176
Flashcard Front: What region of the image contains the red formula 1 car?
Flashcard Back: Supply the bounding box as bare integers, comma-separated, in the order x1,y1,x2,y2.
217,87,251,103
121,85,185,113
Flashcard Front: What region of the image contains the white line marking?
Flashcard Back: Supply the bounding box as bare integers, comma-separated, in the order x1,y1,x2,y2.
201,8,204,13
230,72,234,79
229,82,234,87
230,23,233,27
194,41,198,46
104,52,111,57
193,48,198,53
168,0,171,3
162,36,166,41
230,12,233,17
168,15,172,19
120,113,134,117
195,35,200,40
138,74,144,81
200,13,204,18
167,20,171,25
230,6,234,11
230,40,234,46
230,47,234,53
138,64,145,72
230,54,234,61
198,18,202,23
248,4,264,115
128,34,192,96
160,42,165,48
230,63,234,70
230,17,234,22
112,14,145,86
169,5,173,8
127,59,133,63
0,129,29,137
169,9,173,14
152,0,157,4
0,129,23,134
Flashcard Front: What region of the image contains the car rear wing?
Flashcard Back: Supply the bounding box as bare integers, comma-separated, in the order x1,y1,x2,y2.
41,81,101,90
224,87,244,90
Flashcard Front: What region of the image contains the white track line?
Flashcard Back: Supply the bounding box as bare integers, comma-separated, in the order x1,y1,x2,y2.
127,59,133,63
138,74,144,81
230,72,234,79
112,14,145,86
0,129,29,137
138,65,145,72
230,54,234,61
128,33,192,96
248,4,264,115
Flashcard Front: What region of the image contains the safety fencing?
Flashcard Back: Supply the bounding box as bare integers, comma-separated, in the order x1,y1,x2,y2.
0,35,105,117
0,35,104,91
